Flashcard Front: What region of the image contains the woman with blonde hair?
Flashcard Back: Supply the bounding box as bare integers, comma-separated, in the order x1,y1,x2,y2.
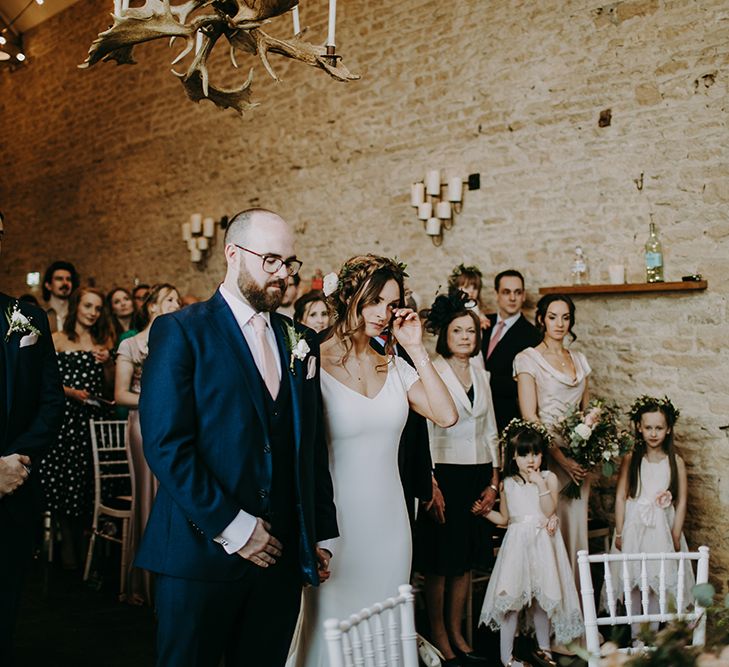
290,255,458,667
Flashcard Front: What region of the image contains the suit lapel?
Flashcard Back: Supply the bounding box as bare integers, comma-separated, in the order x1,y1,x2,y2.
435,357,472,414
1,295,18,418
207,292,270,440
271,314,303,457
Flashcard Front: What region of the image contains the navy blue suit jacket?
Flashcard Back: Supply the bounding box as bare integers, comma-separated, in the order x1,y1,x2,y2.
135,290,337,584
0,293,64,526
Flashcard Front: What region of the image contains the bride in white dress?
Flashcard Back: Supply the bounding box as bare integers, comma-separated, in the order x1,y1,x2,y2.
289,255,458,667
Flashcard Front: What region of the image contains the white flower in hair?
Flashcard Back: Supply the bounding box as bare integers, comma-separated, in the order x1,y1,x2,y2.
322,272,339,297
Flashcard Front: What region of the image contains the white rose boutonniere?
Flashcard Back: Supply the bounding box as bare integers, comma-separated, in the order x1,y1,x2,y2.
5,301,41,342
284,323,310,374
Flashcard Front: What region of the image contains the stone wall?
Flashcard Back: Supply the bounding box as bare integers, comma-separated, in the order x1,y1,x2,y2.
1,0,728,584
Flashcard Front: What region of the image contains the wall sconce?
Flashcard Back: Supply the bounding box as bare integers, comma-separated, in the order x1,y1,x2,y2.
181,213,228,265
410,170,479,246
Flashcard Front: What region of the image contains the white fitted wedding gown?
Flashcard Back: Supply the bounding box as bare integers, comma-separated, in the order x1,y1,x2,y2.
288,356,419,667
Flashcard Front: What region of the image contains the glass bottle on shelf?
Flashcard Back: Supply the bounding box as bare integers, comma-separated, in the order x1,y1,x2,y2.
645,222,664,283
570,246,589,285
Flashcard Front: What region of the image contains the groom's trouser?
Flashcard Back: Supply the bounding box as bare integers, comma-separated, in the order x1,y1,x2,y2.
154,542,302,667
0,511,33,667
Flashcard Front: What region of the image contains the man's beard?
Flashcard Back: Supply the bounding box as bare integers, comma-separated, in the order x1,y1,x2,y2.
237,268,286,312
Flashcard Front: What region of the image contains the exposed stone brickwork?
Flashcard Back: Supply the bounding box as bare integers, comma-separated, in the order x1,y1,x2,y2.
1,0,727,584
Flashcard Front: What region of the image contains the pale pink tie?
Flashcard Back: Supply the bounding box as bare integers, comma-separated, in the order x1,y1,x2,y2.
251,314,280,399
486,320,506,359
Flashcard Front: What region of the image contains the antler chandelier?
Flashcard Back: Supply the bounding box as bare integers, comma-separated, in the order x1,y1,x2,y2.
80,0,359,115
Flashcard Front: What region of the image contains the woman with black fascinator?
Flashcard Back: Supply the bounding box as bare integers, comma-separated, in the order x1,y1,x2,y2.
415,291,501,667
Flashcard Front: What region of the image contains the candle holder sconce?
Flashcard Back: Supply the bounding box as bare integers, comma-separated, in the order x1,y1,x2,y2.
410,172,480,246
181,213,229,267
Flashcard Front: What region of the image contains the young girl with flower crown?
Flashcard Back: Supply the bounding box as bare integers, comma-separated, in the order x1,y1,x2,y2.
608,395,694,638
478,420,583,667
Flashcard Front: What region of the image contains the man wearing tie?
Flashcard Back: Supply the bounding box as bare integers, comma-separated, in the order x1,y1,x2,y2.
0,212,65,666
137,209,337,667
481,270,539,431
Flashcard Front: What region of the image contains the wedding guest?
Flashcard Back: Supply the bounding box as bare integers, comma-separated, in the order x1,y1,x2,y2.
39,287,115,569
482,270,540,432
115,283,181,605
479,421,582,667
448,263,490,332
290,255,457,667
132,284,150,314
181,294,200,308
415,291,499,666
0,214,64,667
277,273,300,318
42,260,80,333
608,395,693,639
293,290,330,333
514,294,591,575
106,287,135,343
137,209,337,667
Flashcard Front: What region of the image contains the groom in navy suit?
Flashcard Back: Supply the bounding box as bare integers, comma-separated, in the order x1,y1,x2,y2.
137,209,337,667
0,213,64,666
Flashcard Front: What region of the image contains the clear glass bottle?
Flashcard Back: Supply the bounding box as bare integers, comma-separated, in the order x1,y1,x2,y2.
645,222,664,282
571,246,589,285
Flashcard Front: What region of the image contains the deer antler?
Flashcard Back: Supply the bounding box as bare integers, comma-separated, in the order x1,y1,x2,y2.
81,0,359,114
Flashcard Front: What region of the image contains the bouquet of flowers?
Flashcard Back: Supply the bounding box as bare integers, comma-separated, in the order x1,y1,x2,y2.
555,398,634,499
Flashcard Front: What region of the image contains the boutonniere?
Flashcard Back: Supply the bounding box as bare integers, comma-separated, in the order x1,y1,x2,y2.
5,301,41,342
284,323,310,374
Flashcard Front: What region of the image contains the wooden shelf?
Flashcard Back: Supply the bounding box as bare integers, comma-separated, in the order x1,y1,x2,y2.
538,280,708,296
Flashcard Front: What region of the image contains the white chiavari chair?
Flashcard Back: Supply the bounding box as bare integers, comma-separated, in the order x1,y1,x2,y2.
324,584,418,667
577,546,710,667
83,419,134,598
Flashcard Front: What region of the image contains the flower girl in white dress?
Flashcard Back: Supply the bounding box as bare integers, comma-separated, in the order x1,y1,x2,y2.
478,420,583,667
608,395,693,639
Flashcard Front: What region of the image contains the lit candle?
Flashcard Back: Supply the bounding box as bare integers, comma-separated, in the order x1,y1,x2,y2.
292,5,300,35
182,222,192,241
190,213,202,234
410,182,425,207
190,247,202,263
417,202,432,221
436,201,451,219
425,169,440,196
203,217,215,237
426,218,441,236
326,0,336,47
447,176,463,202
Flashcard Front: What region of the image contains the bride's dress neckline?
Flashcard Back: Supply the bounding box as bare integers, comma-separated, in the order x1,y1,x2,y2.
320,364,391,402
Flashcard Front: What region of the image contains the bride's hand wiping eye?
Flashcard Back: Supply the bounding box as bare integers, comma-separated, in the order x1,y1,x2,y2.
391,308,422,348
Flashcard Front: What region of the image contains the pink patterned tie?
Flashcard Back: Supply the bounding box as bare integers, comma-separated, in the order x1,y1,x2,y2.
486,320,506,359
251,314,280,399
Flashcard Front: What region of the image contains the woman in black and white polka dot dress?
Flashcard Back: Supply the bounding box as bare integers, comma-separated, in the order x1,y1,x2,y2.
39,287,114,568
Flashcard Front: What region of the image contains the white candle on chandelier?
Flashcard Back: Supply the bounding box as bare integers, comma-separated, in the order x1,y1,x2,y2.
190,213,202,234
426,217,441,236
326,0,337,46
197,237,209,251
417,202,432,221
203,217,215,237
187,238,197,252
182,222,192,241
425,169,440,196
292,5,300,35
447,176,463,202
191,247,202,263
436,201,451,219
410,182,425,207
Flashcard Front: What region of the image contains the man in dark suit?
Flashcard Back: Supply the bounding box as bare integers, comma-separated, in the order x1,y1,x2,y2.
481,270,540,432
0,212,65,666
137,209,337,667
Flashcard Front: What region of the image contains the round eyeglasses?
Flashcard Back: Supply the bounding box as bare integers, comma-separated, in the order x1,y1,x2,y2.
232,244,303,276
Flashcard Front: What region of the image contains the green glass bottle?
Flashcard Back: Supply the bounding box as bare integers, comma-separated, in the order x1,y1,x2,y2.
645,222,664,283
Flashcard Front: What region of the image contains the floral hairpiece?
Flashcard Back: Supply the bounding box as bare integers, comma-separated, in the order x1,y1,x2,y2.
423,290,474,335
322,257,409,298
629,395,680,424
448,263,482,286
500,417,552,450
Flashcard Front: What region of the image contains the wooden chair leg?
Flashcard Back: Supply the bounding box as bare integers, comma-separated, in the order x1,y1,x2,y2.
119,517,130,598
83,530,97,582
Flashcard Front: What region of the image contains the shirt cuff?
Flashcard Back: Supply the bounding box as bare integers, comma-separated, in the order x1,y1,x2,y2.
214,510,257,555
317,538,337,558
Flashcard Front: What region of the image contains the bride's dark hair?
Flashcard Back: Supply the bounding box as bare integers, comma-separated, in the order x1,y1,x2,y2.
326,255,407,363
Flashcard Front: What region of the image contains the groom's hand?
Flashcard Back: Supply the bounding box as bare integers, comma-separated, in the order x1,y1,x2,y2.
237,518,283,568
315,547,332,583
0,454,32,497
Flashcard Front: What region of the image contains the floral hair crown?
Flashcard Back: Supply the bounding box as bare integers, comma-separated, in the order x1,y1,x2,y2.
500,417,552,451
448,263,483,287
629,395,680,424
322,256,409,298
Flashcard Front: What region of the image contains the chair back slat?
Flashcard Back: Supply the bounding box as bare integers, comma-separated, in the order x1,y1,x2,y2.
324,584,418,667
578,547,710,667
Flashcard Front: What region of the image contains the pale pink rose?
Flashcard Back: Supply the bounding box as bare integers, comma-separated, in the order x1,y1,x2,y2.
655,490,673,509
584,406,602,428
